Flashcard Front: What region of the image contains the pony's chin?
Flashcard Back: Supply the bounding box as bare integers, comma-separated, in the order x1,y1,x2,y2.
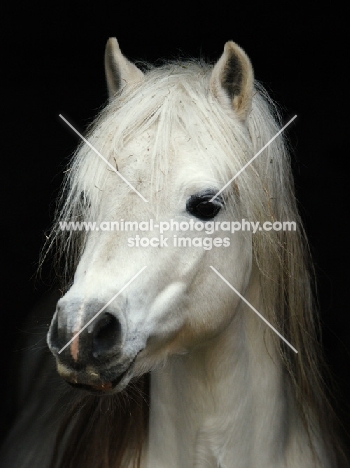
66,370,131,395
60,362,135,395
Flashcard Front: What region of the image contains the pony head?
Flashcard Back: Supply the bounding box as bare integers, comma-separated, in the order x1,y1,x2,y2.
47,39,298,395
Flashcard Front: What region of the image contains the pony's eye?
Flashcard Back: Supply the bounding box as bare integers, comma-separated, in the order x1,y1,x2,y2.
186,191,223,220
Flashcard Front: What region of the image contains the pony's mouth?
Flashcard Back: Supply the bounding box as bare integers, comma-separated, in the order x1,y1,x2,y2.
67,367,129,393
61,359,136,395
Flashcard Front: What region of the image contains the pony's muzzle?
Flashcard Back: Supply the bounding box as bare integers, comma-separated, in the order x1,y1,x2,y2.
47,304,131,393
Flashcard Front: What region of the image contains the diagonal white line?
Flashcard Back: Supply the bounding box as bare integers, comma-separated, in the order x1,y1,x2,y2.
59,114,148,203
210,115,297,201
210,266,298,354
58,266,148,354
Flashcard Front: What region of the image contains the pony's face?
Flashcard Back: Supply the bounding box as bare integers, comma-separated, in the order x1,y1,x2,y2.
47,39,255,393
48,128,252,393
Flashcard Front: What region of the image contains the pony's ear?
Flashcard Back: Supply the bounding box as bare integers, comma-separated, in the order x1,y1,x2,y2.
209,41,254,121
104,38,144,98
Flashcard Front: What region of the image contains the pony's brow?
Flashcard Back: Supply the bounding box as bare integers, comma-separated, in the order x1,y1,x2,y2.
59,114,149,203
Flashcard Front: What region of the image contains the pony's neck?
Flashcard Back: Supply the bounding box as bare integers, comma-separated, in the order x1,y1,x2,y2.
145,270,318,468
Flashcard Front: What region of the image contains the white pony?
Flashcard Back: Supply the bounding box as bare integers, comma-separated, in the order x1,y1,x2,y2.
0,39,344,468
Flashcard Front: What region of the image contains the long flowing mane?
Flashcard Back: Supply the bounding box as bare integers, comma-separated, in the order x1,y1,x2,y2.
42,60,344,467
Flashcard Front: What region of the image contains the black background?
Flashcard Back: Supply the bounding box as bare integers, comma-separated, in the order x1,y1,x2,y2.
3,0,350,451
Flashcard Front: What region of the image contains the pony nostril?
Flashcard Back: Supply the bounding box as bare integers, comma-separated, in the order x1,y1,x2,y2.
92,313,121,358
